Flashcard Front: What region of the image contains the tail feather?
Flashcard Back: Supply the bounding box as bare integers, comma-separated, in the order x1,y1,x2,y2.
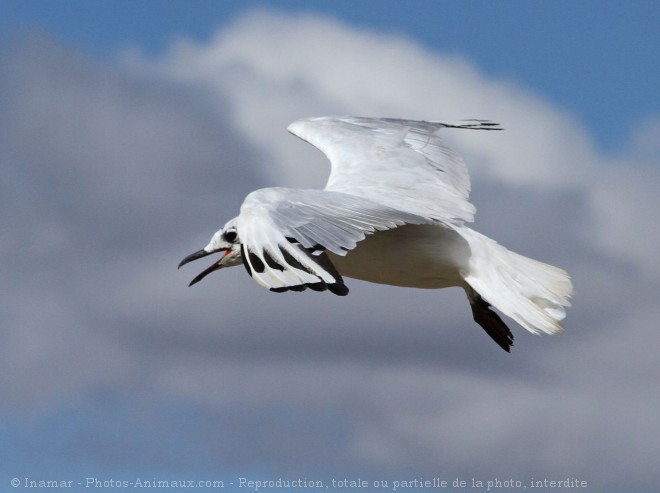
460,229,573,336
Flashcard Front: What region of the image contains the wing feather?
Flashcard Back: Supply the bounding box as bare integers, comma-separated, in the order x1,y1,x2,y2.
288,116,502,224
236,188,430,294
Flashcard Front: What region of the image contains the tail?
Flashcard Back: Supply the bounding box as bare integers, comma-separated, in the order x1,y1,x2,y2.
460,228,573,336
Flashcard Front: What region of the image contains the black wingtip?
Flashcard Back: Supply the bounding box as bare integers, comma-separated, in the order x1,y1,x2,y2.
443,120,504,131
328,283,349,296
269,281,349,296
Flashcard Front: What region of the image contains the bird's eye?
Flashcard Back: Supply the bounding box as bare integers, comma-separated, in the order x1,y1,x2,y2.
224,230,238,243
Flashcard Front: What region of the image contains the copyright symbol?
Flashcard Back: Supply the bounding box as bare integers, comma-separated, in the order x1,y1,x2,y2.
11,478,20,487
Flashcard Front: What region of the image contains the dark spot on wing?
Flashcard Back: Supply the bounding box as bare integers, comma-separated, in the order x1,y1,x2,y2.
264,241,349,297
311,251,344,285
270,281,337,294
279,246,314,274
269,281,347,296
263,250,285,271
247,249,265,273
270,284,306,293
286,236,324,252
328,283,349,296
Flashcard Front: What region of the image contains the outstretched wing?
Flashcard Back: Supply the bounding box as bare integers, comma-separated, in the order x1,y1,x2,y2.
236,187,430,295
288,116,501,224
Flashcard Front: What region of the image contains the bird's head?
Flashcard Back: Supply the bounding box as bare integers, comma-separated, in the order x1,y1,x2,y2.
178,218,243,286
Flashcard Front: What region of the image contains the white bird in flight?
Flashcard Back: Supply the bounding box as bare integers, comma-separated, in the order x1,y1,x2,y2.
179,116,572,352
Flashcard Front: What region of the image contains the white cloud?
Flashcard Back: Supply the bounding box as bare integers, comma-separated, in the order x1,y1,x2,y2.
585,146,660,277
132,10,600,190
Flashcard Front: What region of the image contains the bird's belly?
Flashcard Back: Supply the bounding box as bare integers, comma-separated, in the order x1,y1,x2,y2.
327,224,470,289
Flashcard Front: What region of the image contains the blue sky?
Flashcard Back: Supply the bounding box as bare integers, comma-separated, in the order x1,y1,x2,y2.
2,0,659,153
1,2,659,492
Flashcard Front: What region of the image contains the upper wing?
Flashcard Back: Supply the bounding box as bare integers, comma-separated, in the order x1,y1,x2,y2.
288,116,501,224
236,187,431,295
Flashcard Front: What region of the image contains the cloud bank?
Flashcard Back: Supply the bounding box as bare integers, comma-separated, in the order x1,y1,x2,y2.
1,11,658,492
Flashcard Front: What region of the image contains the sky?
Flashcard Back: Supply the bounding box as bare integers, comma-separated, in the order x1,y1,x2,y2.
1,1,659,492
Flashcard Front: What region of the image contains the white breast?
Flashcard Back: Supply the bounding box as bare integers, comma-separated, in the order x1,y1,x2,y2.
327,224,471,289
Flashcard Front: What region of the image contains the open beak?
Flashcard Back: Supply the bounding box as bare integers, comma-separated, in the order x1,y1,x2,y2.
178,248,230,287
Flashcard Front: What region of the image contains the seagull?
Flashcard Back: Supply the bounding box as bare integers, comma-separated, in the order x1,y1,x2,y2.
179,116,572,352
